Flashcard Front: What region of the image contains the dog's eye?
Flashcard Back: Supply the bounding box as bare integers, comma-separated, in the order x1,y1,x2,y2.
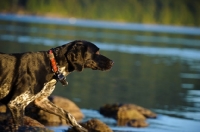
96,51,100,54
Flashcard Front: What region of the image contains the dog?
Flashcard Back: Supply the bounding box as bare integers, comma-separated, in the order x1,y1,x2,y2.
0,40,113,131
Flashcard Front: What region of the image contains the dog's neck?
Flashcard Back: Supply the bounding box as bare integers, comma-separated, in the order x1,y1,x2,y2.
50,44,77,73
48,49,69,86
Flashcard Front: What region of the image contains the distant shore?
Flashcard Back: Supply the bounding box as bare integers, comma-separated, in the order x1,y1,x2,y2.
0,0,199,27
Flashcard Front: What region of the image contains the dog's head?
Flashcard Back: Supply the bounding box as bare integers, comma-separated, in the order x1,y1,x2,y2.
64,40,113,72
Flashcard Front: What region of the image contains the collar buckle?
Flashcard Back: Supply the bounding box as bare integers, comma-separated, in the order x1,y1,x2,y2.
48,49,68,86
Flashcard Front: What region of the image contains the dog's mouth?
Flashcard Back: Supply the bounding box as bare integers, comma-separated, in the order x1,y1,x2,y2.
101,60,114,71
86,60,114,71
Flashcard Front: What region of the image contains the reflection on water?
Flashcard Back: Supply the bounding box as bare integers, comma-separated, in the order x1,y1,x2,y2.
0,14,200,131
1,34,200,60
1,24,200,46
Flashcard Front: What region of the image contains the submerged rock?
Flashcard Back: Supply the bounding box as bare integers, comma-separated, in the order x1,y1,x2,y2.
68,119,113,132
26,96,84,125
99,103,157,127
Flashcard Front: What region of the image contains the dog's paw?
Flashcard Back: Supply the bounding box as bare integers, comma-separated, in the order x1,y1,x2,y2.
77,126,88,132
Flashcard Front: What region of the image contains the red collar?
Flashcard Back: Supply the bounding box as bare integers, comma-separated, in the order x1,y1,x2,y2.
48,49,58,74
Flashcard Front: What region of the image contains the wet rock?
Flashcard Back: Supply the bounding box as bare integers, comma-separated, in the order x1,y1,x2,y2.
127,119,148,127
68,119,113,132
26,96,84,125
117,107,146,120
23,116,45,127
0,116,52,132
99,103,157,127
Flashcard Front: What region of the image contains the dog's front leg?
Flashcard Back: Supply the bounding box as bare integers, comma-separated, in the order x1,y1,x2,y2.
7,89,35,125
34,98,87,132
7,102,24,125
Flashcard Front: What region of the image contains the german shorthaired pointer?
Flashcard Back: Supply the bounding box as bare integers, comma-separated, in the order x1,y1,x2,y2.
0,40,113,131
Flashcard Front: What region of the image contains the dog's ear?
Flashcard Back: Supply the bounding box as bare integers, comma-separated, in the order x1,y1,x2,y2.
67,43,86,71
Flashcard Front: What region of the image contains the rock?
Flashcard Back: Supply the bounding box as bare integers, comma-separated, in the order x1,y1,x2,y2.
126,104,157,118
99,103,157,127
23,116,46,127
117,106,146,120
127,119,148,127
116,109,147,127
100,103,157,119
0,103,6,113
26,96,84,125
0,103,50,131
0,116,52,132
68,119,113,132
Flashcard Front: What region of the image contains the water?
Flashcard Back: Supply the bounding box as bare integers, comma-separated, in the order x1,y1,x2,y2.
0,13,200,132
48,109,200,132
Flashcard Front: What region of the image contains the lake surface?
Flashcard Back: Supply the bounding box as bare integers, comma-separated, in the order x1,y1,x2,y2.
0,13,200,132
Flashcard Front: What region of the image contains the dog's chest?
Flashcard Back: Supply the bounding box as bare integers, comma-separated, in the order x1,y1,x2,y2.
38,67,70,98
59,66,70,76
